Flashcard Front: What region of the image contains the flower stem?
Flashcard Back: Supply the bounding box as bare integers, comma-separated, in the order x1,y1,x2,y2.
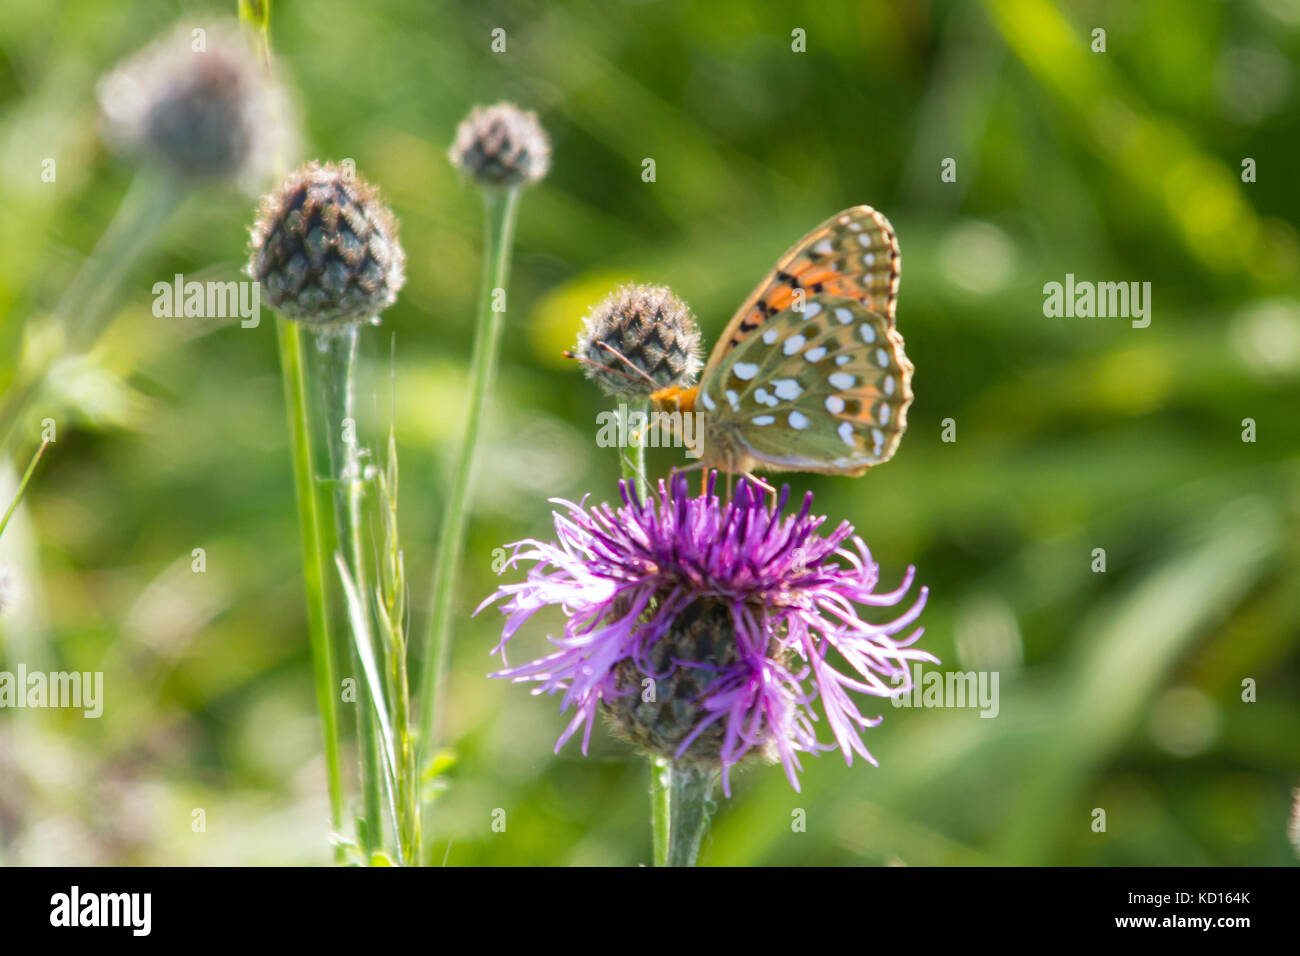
651,759,717,866
275,317,345,862
418,186,521,766
650,756,671,866
0,439,49,542
315,324,385,856
620,399,649,502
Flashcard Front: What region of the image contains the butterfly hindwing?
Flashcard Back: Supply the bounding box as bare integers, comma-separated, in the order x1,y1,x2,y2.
699,296,913,476
707,206,900,367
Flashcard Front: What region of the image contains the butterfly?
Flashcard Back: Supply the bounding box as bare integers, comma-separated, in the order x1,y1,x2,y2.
650,205,914,478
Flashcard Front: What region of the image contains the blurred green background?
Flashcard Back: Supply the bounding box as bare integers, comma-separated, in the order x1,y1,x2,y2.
1,0,1298,865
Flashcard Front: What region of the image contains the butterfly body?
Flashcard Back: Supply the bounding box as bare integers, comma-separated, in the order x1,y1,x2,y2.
648,383,760,475
651,205,914,477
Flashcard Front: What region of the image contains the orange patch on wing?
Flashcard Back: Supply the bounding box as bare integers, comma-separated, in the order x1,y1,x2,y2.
820,276,869,297
791,264,842,288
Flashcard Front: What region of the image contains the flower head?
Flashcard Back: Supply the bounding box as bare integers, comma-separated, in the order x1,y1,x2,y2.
448,102,550,188
479,473,934,793
247,161,406,328
575,284,703,400
97,20,293,188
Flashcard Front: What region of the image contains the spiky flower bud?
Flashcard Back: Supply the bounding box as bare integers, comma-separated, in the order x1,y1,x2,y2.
574,284,703,400
97,20,293,188
247,161,406,328
448,102,550,188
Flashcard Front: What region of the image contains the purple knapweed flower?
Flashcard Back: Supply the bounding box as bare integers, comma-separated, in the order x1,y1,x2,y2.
478,472,936,794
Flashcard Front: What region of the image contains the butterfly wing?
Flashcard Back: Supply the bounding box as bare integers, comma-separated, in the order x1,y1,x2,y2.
705,205,900,369
697,296,913,476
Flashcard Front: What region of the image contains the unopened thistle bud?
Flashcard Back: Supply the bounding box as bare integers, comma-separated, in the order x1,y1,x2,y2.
97,20,293,188
575,284,703,400
448,102,550,188
247,161,406,328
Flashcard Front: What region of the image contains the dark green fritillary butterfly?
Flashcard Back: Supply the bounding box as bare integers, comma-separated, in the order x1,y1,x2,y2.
651,206,913,477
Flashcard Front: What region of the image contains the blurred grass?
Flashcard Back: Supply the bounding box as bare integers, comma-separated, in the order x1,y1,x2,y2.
0,0,1297,865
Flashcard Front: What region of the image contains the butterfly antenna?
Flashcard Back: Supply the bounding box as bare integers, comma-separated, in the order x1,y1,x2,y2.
560,343,660,389
595,342,661,387
561,349,644,385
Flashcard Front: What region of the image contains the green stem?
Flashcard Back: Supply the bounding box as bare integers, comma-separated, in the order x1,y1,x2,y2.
391,626,419,864
652,760,718,867
650,756,671,866
275,317,344,862
315,325,385,857
418,186,522,765
619,399,649,501
0,172,181,454
377,431,420,865
0,439,49,542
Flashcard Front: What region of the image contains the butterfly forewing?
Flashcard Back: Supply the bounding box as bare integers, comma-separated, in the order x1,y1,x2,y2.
707,205,900,366
700,296,913,475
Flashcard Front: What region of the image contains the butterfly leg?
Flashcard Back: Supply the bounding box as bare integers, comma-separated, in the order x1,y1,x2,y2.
664,459,705,494
742,471,777,499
